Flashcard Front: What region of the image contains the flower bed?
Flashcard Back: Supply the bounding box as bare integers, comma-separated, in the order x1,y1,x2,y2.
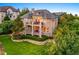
13,34,49,41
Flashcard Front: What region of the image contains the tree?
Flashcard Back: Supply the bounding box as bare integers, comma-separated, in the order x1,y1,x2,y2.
19,8,29,16
3,15,10,21
45,13,79,55
0,20,13,34
53,13,79,55
44,40,58,55
11,16,24,36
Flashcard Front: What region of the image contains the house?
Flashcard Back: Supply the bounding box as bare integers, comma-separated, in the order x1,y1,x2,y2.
21,9,58,38
0,6,19,23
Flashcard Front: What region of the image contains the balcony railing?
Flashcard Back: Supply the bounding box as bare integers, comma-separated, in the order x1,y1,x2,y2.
26,21,44,26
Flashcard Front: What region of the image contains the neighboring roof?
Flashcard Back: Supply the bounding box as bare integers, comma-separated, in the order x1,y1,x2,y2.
21,12,32,19
52,12,65,16
52,12,65,19
0,6,19,12
21,9,56,19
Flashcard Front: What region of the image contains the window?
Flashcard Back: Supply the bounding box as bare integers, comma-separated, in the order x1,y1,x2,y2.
10,15,11,18
36,12,40,15
34,26,39,32
42,26,49,32
2,15,3,17
38,12,40,14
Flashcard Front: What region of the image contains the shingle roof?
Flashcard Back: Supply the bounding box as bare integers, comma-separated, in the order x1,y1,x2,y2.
21,12,32,19
21,9,56,19
0,6,19,12
52,12,65,16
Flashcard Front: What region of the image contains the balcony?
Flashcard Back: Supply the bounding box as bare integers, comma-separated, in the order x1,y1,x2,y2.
33,21,40,24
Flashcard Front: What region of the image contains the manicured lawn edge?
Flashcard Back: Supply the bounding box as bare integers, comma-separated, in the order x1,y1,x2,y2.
11,37,48,45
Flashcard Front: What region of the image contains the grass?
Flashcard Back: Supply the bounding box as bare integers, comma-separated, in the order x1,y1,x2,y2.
0,35,47,55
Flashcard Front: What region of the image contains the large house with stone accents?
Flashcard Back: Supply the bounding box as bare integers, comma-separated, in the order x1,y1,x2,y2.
21,9,59,37
0,6,19,23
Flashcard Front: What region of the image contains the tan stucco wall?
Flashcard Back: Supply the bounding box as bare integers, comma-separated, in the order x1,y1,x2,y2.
0,12,6,23
42,19,58,36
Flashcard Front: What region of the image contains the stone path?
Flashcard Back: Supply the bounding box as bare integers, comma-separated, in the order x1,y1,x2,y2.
12,39,53,45
10,34,54,45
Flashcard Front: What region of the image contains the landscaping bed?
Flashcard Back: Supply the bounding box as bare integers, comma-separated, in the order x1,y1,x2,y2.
13,34,49,41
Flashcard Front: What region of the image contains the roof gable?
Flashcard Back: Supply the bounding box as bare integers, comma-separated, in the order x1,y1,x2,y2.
0,6,19,12
21,9,56,19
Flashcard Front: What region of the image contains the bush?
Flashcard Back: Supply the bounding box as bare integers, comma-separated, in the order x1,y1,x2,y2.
13,34,49,41
42,35,49,40
25,34,32,39
0,21,13,35
13,34,22,39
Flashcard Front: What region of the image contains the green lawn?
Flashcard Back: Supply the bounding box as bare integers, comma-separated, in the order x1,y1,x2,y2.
0,35,47,55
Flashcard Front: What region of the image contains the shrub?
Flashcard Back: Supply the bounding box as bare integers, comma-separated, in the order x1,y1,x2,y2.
42,35,49,40
13,34,22,39
25,34,32,39
13,34,49,41
0,21,13,35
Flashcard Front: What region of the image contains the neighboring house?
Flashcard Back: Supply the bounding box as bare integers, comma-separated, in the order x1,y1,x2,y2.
0,6,19,23
21,9,58,37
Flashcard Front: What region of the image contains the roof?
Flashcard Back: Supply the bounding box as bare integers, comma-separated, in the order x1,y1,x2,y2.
21,9,56,19
52,12,65,16
0,6,19,12
21,12,32,19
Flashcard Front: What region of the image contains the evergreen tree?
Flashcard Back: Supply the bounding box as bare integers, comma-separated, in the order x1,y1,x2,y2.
19,8,29,16
11,16,24,35
3,15,10,21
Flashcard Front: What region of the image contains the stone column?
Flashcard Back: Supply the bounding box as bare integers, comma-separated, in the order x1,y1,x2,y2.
24,22,26,35
39,22,42,38
31,21,33,36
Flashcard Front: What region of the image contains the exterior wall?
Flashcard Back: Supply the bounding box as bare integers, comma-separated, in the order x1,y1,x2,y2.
10,12,19,20
7,8,13,14
22,18,32,34
0,12,6,23
22,16,58,37
41,19,58,37
42,19,53,36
